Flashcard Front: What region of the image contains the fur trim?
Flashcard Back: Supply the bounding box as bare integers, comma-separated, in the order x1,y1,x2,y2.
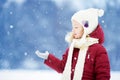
65,32,73,43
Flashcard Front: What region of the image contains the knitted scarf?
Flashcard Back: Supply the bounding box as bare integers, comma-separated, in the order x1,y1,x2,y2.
62,37,98,80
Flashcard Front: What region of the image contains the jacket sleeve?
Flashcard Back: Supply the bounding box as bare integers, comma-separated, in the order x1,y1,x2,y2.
95,45,110,80
44,48,69,73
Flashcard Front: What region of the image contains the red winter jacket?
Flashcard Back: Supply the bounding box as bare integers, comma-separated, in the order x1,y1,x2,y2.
44,24,110,80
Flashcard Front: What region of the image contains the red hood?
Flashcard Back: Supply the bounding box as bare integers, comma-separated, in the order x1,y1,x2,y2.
89,24,104,44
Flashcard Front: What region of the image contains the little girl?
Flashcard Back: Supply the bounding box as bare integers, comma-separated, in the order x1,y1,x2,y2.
35,8,110,80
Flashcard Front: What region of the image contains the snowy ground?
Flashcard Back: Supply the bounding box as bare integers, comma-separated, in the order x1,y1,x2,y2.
0,70,120,80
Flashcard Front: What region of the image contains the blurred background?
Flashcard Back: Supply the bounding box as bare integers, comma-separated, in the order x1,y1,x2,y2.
0,0,120,77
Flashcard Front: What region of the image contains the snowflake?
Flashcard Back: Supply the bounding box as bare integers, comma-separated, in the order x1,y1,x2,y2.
24,52,28,56
10,25,14,29
10,11,13,15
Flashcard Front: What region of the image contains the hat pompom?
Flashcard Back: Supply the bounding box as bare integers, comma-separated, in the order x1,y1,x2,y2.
98,9,104,17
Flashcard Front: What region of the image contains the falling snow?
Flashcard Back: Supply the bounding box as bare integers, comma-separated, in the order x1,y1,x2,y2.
10,11,13,15
10,25,14,29
24,52,28,56
0,0,120,73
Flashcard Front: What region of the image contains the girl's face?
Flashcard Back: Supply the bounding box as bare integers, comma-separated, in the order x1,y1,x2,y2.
72,20,84,39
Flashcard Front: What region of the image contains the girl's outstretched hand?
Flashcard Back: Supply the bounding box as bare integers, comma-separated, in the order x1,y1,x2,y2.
35,50,49,59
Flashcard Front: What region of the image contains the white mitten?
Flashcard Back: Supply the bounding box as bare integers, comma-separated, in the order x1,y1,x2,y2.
35,50,49,59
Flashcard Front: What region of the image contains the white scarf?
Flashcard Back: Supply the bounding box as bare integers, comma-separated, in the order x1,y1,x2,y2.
62,36,98,80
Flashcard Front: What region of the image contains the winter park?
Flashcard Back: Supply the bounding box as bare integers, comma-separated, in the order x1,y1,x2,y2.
0,0,120,80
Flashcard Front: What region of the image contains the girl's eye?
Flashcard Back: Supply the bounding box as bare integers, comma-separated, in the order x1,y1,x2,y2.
74,27,78,29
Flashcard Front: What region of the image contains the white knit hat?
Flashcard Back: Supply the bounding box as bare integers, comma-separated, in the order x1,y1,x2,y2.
71,8,104,35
